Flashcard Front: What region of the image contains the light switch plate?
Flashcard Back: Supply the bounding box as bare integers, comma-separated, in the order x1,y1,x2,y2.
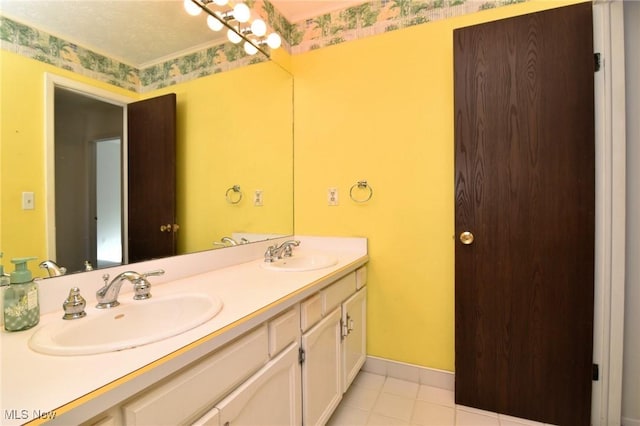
254,190,263,206
328,188,338,206
22,192,35,210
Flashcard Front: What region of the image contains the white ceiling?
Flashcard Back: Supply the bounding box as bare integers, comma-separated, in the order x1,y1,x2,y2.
0,0,364,67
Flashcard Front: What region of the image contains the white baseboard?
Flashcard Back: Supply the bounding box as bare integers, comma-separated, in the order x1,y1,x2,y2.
623,417,640,426
361,355,454,391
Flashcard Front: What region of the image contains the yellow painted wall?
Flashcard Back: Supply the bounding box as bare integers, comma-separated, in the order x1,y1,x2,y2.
0,50,135,264
292,0,586,371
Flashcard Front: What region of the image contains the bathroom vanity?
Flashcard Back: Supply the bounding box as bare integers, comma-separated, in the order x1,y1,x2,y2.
0,236,367,425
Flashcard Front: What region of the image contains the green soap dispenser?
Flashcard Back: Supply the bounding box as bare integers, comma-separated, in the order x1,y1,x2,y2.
3,257,39,332
0,253,10,329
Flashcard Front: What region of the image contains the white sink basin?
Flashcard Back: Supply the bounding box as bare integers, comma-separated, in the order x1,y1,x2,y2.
29,293,223,356
261,254,338,272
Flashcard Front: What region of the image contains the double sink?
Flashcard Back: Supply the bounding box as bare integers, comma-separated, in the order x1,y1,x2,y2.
28,253,338,356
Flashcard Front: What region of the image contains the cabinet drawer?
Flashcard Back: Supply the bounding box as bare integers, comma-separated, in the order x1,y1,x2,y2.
356,266,367,290
268,305,300,357
322,272,356,315
123,325,269,425
300,293,322,332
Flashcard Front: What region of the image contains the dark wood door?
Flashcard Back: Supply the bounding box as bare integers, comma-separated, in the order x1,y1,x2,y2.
454,4,595,425
127,93,177,263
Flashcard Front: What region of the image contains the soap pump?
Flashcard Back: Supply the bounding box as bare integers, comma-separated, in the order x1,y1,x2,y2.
3,257,39,332
0,253,10,287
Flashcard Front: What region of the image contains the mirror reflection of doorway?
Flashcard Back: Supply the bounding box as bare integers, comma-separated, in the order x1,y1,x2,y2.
54,88,124,272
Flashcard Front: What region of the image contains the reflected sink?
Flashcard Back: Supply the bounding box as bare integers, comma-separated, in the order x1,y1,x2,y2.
261,254,338,272
29,293,223,356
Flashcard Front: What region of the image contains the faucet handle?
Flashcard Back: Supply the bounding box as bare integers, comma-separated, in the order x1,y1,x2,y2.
133,279,152,300
142,269,165,278
132,270,164,301
102,273,110,285
62,287,87,320
264,245,278,263
280,240,300,258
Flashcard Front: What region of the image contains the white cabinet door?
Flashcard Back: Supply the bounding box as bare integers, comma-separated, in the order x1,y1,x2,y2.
301,308,342,426
191,408,219,426
342,287,367,391
214,343,301,426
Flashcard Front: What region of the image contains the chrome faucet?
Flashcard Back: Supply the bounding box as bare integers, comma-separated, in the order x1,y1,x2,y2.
96,269,165,309
39,260,67,277
264,240,300,263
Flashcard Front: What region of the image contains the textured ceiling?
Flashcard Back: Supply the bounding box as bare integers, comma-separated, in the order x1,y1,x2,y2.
0,0,365,67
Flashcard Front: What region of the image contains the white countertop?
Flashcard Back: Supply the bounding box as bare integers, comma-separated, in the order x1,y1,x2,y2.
0,236,368,425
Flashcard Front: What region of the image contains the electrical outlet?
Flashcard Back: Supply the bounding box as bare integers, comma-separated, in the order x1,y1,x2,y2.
328,187,339,206
254,190,263,206
22,192,35,210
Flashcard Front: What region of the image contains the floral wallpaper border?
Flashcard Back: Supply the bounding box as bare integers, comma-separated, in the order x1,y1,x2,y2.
1,0,526,93
262,0,528,54
0,15,267,94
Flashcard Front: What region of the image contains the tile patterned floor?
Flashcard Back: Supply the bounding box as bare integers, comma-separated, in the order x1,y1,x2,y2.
327,372,555,426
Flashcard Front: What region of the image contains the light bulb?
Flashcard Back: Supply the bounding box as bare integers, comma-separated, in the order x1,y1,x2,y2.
244,41,258,55
207,15,224,31
183,0,202,16
233,3,251,23
266,32,281,49
251,19,267,37
213,0,228,5
227,29,242,44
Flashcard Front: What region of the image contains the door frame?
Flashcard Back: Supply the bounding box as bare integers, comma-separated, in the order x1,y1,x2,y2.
592,2,626,424
44,73,135,264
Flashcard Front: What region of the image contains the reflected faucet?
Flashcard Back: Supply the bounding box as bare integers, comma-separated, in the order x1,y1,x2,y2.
221,237,239,246
264,240,300,263
213,237,251,247
39,260,67,277
96,269,165,309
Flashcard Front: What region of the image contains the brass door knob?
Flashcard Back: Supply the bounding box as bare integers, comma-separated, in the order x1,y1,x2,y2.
459,231,474,245
160,224,180,232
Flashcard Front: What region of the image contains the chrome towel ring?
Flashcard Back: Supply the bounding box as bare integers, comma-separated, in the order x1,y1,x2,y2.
349,180,373,203
225,185,243,204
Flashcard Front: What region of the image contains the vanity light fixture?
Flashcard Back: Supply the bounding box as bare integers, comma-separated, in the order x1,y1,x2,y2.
244,41,258,55
232,3,251,23
207,14,224,31
251,19,267,37
184,0,283,57
228,28,243,44
184,0,202,16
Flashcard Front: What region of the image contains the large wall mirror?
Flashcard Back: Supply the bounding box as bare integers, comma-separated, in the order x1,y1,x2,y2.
0,1,294,277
